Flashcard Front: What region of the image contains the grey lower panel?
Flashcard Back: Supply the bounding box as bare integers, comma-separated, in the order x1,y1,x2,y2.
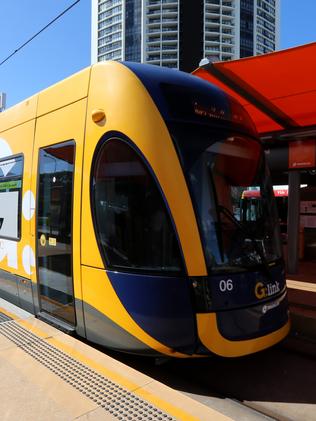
0,269,35,314
0,270,19,306
83,301,159,356
17,277,35,313
75,298,86,338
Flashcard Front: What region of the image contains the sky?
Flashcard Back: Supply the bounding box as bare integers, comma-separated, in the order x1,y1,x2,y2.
0,0,315,108
0,0,91,108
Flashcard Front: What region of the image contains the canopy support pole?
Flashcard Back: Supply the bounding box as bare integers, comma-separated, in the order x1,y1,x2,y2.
287,171,301,274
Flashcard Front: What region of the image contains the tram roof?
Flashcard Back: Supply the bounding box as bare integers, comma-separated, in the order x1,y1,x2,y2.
193,42,316,143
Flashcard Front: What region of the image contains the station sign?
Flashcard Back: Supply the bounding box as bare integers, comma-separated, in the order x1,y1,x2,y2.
289,139,316,169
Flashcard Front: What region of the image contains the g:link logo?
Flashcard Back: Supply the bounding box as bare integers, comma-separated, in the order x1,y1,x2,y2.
255,281,281,299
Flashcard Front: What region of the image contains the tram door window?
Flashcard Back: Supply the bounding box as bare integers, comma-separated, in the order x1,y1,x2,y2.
37,141,75,325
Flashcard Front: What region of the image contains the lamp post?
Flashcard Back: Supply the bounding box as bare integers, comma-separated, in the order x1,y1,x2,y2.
0,93,6,112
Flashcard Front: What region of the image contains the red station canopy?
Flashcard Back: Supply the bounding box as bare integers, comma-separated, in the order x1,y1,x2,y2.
193,42,316,138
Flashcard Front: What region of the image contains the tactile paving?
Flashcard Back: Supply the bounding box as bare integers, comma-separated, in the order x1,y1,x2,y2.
0,312,12,324
0,312,175,421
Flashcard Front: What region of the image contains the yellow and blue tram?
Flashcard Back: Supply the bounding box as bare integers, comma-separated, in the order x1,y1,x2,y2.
0,62,290,357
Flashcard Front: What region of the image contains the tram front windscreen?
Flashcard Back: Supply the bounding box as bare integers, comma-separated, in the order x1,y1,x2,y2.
170,123,282,274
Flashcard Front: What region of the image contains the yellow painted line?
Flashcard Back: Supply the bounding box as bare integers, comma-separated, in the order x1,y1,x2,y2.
0,307,20,320
16,319,56,339
287,279,316,293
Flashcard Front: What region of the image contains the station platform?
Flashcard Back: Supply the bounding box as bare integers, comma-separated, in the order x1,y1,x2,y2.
0,298,232,421
286,259,316,339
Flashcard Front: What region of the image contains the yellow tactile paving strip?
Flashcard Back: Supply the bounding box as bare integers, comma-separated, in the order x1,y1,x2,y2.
0,302,232,421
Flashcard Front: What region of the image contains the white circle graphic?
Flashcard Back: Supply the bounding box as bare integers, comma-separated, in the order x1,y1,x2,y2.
22,245,35,276
22,190,35,221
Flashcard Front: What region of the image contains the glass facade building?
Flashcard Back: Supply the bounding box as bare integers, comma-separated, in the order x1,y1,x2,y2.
91,0,280,72
125,0,142,61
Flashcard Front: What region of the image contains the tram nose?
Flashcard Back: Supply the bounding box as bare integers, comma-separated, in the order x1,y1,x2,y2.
190,269,290,357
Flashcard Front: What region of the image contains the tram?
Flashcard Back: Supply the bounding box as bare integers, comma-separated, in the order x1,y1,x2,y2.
0,62,289,357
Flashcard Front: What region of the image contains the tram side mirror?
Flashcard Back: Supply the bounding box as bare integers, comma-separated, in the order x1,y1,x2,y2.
0,218,4,229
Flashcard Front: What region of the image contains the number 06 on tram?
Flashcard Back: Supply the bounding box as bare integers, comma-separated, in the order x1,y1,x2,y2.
0,62,290,357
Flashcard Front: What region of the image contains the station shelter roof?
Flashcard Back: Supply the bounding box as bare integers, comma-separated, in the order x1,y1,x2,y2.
193,43,316,140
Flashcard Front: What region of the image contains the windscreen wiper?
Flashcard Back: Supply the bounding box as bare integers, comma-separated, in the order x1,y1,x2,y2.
217,204,271,277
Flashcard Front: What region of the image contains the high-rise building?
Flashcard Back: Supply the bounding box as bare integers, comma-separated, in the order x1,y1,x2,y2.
91,0,280,72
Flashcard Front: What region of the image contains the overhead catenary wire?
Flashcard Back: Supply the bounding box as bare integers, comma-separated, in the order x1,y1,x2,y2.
0,0,81,67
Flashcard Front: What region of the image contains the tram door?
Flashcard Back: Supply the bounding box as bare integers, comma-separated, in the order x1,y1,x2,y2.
37,141,76,325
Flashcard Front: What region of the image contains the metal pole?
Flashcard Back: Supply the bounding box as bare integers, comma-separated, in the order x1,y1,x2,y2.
0,92,6,112
287,171,301,274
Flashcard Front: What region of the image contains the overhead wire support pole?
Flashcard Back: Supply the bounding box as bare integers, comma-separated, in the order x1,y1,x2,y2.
0,0,80,68
287,171,301,274
0,92,6,112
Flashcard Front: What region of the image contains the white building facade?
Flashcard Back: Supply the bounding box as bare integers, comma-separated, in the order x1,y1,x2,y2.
91,0,280,72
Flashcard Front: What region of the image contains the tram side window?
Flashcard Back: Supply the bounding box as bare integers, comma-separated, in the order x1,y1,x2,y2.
0,155,24,240
92,138,183,274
